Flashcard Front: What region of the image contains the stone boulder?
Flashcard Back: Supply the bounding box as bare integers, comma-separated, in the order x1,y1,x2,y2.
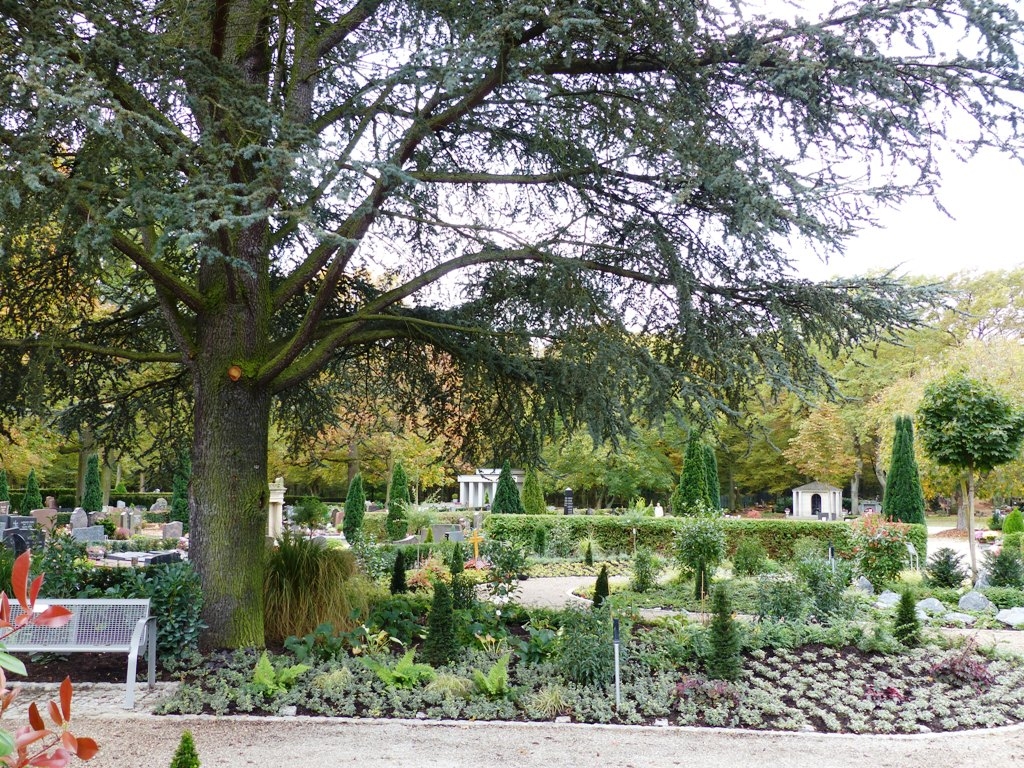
958,590,995,613
942,612,977,626
996,607,1024,627
874,590,900,609
854,576,874,596
916,597,947,616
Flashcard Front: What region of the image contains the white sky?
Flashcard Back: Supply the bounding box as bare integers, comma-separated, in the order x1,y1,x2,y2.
795,148,1024,282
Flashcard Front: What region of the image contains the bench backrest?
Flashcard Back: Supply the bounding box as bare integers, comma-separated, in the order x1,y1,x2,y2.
3,599,151,652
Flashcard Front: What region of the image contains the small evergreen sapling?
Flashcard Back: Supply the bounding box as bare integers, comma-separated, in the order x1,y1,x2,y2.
893,589,921,647
593,565,609,608
422,580,459,666
925,548,968,589
630,547,660,593
0,468,8,502
984,547,1024,588
705,584,742,680
20,468,42,515
342,473,366,542
82,454,103,513
169,730,201,768
390,550,408,594
583,540,594,566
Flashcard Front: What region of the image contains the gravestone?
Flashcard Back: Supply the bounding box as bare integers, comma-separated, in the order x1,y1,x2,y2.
71,525,106,545
30,509,57,532
162,521,183,540
116,500,126,509
0,502,8,516
473,511,483,529
70,508,89,529
150,497,168,512
431,524,461,542
129,510,143,531
44,496,56,509
330,506,344,528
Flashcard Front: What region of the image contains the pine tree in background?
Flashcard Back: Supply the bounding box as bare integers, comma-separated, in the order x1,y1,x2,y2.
924,548,968,589
893,589,921,647
389,549,407,594
20,468,41,515
386,463,410,540
82,454,103,513
703,443,720,510
0,469,8,502
883,416,926,524
705,584,742,680
343,473,366,542
521,467,546,515
593,565,610,608
169,729,201,768
670,434,709,515
491,460,525,514
422,580,459,666
170,450,191,531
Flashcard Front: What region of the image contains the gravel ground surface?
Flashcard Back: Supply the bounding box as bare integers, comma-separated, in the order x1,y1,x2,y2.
18,527,1024,767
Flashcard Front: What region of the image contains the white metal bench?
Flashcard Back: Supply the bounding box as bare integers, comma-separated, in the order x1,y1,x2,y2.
3,598,156,709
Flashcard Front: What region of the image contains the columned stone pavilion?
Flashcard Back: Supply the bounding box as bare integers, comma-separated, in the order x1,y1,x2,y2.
791,481,844,520
458,468,525,509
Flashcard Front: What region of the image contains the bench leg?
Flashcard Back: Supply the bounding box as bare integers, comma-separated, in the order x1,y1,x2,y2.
125,647,139,709
147,617,157,689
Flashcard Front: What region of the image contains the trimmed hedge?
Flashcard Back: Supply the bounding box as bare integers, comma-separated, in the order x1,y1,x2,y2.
483,514,927,562
362,510,471,541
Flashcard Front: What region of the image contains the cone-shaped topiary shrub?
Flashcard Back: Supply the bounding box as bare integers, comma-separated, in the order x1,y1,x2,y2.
170,450,190,530
893,589,921,647
883,416,926,524
522,466,546,514
670,434,709,515
925,547,968,588
169,729,201,768
491,460,525,514
82,454,103,513
705,584,742,680
593,565,609,608
422,580,458,666
386,463,410,540
0,469,8,502
343,473,366,542
390,549,408,594
703,443,720,510
583,540,593,566
20,469,41,515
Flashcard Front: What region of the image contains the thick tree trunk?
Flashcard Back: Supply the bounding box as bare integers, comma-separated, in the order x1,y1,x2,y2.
190,368,271,650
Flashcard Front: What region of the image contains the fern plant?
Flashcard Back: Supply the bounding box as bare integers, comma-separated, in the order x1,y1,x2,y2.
472,653,512,699
250,651,311,697
362,650,435,688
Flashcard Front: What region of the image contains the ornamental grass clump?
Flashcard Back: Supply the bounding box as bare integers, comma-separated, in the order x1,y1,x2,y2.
264,532,371,644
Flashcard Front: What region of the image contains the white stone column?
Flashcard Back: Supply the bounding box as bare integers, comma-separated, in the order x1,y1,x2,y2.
268,477,286,539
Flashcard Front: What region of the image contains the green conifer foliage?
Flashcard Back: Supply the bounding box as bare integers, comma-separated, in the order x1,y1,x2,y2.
583,541,594,566
82,454,103,513
883,416,926,524
422,580,459,666
20,469,42,515
491,461,525,514
521,467,546,515
448,542,466,576
1003,508,1024,535
705,584,742,680
703,443,720,510
390,549,407,594
343,473,366,542
170,450,191,530
925,548,968,589
593,565,610,608
169,729,201,768
0,469,8,502
671,434,709,515
893,589,921,647
386,463,410,540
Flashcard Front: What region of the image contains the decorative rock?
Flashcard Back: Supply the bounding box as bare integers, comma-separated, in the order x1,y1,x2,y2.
916,597,947,615
554,716,571,724
278,705,297,717
874,590,900,608
958,590,995,613
996,607,1024,627
654,718,669,727
854,576,874,596
415,711,427,720
974,570,990,589
942,612,977,626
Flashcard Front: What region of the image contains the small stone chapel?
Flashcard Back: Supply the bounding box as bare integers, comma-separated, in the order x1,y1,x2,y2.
790,480,844,521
